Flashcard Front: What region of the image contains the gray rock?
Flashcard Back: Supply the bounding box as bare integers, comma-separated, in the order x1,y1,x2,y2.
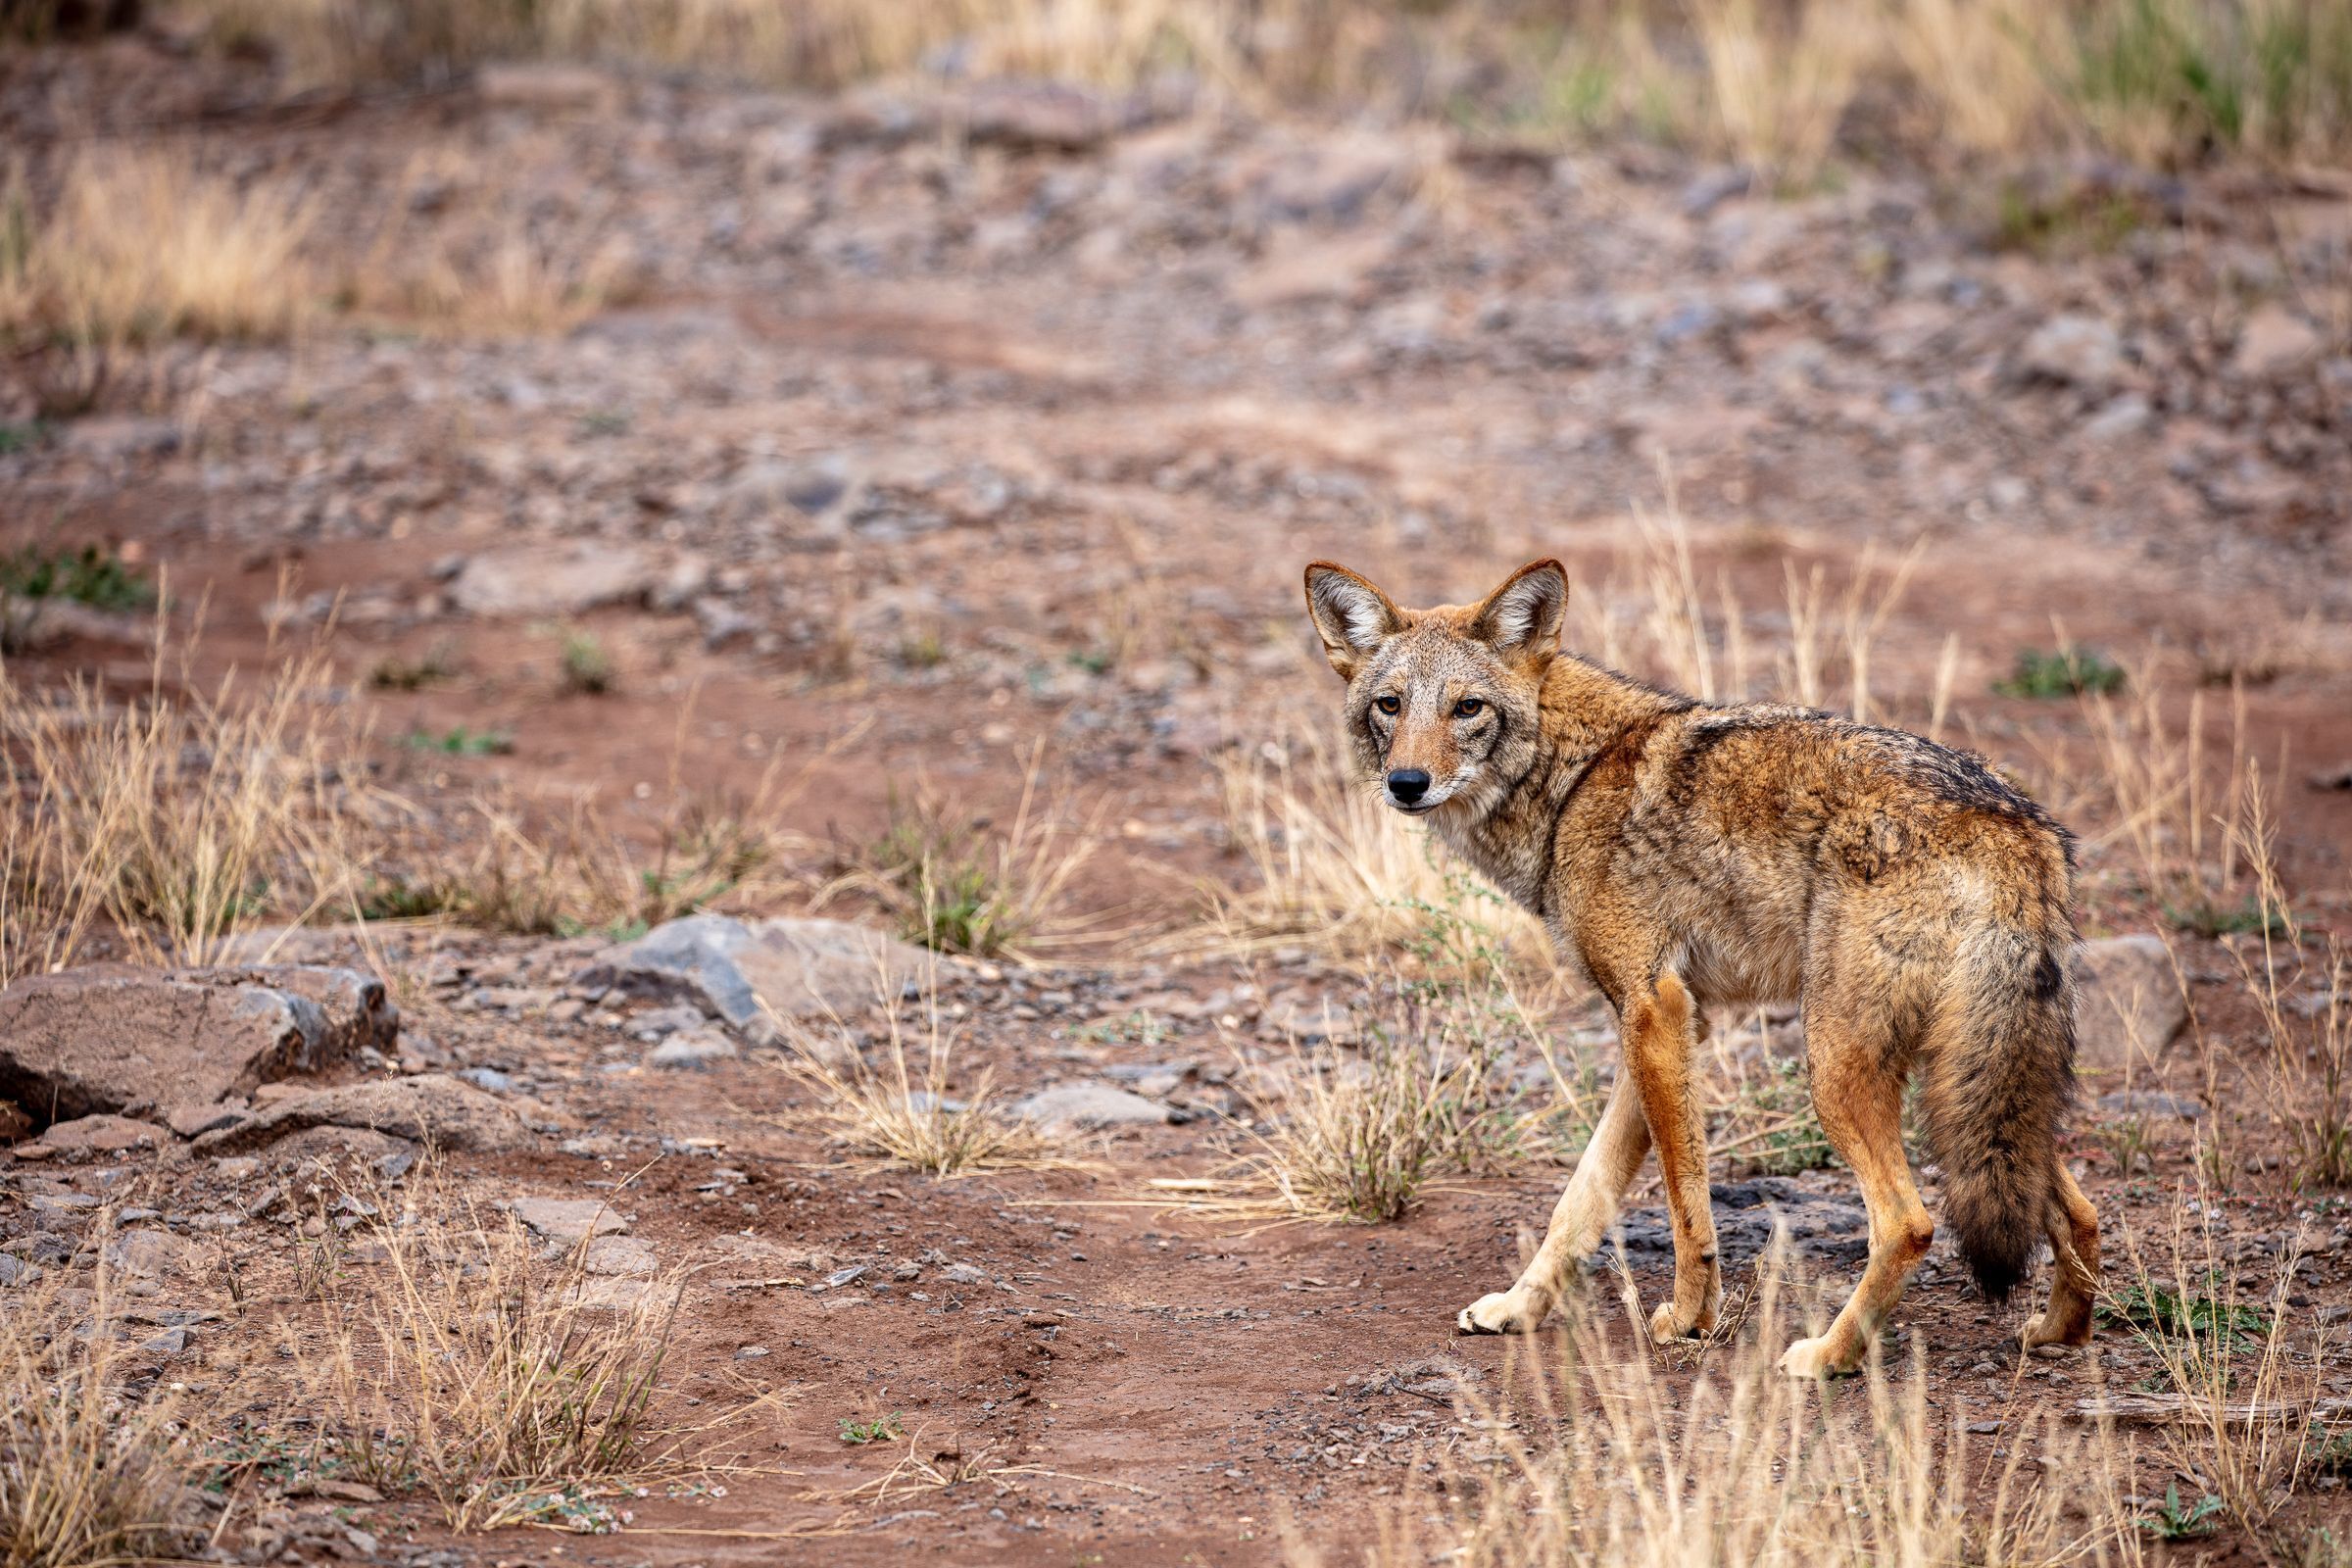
0,967,330,1123
2231,305,2324,380
2020,314,2126,393
647,1028,739,1069
580,1235,659,1276
576,914,939,1034
448,542,662,617
1599,1178,1867,1270
192,1074,537,1155
2074,935,2188,1073
171,965,399,1061
512,1197,627,1246
626,1004,710,1041
35,1114,169,1153
1012,1081,1171,1133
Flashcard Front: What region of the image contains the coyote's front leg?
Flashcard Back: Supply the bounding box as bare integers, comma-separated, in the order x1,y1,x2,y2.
1457,1060,1652,1335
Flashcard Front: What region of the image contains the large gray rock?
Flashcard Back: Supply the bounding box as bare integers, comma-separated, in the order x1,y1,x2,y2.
447,542,661,617
0,968,331,1124
2074,935,2188,1074
171,965,398,1062
1012,1081,1171,1133
191,1075,536,1155
576,914,937,1034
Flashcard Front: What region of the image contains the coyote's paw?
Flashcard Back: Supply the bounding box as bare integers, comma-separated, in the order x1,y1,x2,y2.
2019,1309,2092,1351
1456,1288,1546,1336
1776,1334,1851,1379
1646,1295,1717,1345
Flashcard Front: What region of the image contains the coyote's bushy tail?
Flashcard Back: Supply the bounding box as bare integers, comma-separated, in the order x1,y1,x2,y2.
1922,919,2078,1300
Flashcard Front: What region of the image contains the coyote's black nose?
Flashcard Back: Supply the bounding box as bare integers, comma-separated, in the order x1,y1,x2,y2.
1386,768,1431,805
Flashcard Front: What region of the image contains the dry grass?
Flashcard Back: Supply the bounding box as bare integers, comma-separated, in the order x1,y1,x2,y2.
822,746,1102,962
300,1185,685,1532
2105,1197,2336,1547
769,988,1058,1177
1160,976,1571,1225
161,0,2352,172
0,148,313,348
1201,726,1549,974
1690,0,1874,187
0,629,366,982
0,1263,196,1568
1303,1246,2144,1568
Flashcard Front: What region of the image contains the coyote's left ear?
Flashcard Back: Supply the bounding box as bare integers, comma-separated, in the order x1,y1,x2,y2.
1471,559,1567,665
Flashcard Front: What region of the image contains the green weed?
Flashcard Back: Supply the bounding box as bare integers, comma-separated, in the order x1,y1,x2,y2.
2137,1481,2223,1540
1994,646,2128,699
838,1412,904,1446
2101,1275,2271,1351
401,726,514,757
0,542,153,612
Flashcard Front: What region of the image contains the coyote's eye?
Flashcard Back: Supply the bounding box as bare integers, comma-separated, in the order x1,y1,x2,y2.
1455,697,1485,717
1374,695,1401,716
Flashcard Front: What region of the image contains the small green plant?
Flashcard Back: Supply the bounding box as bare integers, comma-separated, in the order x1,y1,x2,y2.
401,726,513,757
2137,1482,2222,1541
1718,1053,1836,1177
369,640,459,691
574,409,630,438
2093,1109,2157,1178
2166,891,2290,940
0,419,47,454
355,874,466,922
1994,646,2127,699
0,542,154,612
2101,1275,2270,1351
838,1412,904,1446
560,630,613,695
1064,646,1114,676
897,629,948,669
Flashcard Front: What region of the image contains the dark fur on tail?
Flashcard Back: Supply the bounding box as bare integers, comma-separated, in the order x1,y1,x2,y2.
1924,924,2078,1301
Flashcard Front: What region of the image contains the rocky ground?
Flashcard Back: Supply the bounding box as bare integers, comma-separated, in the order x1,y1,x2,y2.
4,30,2352,1568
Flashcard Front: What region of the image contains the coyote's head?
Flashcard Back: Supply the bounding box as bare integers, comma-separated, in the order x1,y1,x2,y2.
1301,559,1565,819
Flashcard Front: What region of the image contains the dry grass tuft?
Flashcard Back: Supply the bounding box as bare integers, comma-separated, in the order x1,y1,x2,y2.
302,1186,685,1533
0,630,365,981
0,1264,197,1568
770,989,1057,1178
1201,727,1549,975
0,149,313,348
824,748,1101,962
1172,978,1569,1225
1690,0,1874,187
2106,1198,2335,1545
1303,1247,2143,1568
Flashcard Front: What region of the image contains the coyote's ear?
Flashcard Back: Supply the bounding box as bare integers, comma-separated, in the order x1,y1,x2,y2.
1302,562,1404,679
1471,559,1567,664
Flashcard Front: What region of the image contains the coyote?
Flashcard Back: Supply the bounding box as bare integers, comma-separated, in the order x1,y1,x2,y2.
1302,558,2096,1376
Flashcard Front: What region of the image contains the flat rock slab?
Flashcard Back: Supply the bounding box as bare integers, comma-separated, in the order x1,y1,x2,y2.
0,968,329,1124
1012,1081,1171,1133
448,542,661,617
580,1235,660,1277
2075,934,2188,1073
1599,1178,1869,1270
192,1075,535,1155
511,1197,628,1245
33,1114,168,1154
578,914,939,1034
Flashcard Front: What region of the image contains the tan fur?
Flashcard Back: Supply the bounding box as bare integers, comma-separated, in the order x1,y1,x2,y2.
1303,559,2095,1376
